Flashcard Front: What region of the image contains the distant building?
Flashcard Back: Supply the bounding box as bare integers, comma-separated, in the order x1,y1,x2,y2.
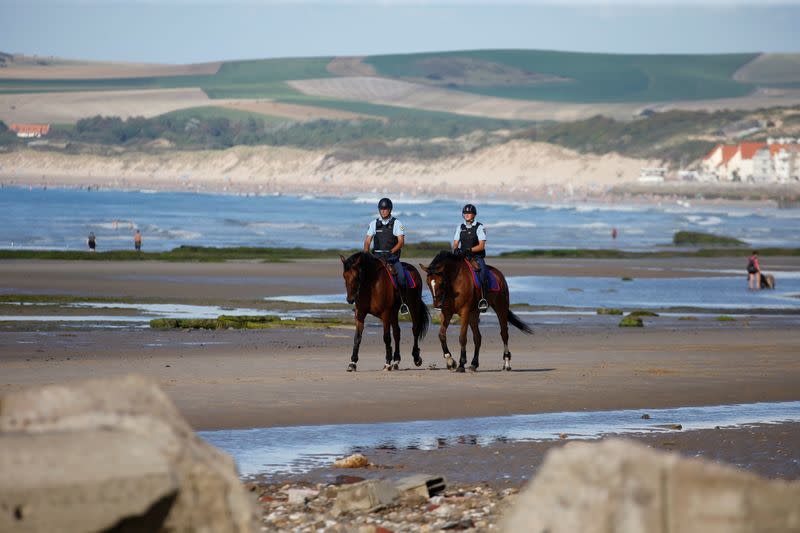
700,139,799,183
638,167,667,183
9,123,50,138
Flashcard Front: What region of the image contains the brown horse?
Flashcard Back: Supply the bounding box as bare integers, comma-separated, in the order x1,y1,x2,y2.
341,252,430,372
420,251,532,372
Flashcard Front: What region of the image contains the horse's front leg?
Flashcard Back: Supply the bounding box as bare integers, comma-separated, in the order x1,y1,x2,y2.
391,315,401,370
438,311,456,370
468,310,481,372
348,310,366,372
382,313,393,370
456,310,470,373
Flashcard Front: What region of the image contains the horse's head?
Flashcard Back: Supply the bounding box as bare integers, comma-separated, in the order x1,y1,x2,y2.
341,252,365,304
420,251,455,309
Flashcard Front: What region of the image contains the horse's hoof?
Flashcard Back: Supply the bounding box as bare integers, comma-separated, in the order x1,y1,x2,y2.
383,363,393,371
456,366,466,373
414,358,423,367
445,356,456,370
347,363,357,372
468,365,478,372
392,362,400,371
502,362,512,371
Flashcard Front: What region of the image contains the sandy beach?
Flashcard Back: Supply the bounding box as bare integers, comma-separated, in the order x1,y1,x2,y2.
2,257,799,431
2,253,799,530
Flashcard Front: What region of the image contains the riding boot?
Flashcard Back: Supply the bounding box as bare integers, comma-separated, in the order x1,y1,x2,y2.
399,289,410,315
478,278,489,313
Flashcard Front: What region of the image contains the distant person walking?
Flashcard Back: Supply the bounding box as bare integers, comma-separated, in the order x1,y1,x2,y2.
611,227,618,240
87,232,96,252
747,250,761,290
134,229,142,252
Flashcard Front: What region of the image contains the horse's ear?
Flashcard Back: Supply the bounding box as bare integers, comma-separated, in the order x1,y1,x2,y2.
340,255,346,263
419,264,429,273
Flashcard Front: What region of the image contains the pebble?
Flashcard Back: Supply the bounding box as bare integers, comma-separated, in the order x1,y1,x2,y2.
253,481,513,532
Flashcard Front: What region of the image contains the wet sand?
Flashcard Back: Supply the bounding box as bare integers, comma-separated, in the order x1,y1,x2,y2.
2,256,800,302
1,256,799,486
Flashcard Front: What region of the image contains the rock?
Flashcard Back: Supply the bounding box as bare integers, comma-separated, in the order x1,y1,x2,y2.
286,488,319,505
502,439,800,533
0,430,179,533
334,453,370,468
618,316,643,327
641,413,651,419
0,374,257,533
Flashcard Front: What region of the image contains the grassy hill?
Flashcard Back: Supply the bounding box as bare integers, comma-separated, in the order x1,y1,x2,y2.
365,50,759,103
0,49,776,105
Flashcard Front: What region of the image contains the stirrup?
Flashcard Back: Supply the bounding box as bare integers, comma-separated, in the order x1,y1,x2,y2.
399,303,410,315
478,299,489,312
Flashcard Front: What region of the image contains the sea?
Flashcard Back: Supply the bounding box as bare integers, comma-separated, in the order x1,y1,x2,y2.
1,186,799,252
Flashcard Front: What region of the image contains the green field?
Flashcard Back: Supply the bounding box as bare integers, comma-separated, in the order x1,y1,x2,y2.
365,50,759,103
0,49,769,104
0,57,334,99
159,106,288,123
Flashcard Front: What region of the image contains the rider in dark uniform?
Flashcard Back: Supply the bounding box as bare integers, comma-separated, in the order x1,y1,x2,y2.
364,197,409,314
453,203,489,312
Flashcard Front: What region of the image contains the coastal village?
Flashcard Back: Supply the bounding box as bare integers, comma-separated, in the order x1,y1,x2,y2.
700,138,799,183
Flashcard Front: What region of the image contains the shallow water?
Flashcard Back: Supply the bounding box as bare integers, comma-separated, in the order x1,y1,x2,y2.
267,273,800,312
200,401,800,477
0,301,344,323
2,187,798,251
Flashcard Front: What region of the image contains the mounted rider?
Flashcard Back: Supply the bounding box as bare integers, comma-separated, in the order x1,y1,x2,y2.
364,197,409,314
453,203,489,313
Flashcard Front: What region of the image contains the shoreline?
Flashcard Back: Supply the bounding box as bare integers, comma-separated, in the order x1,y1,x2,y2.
0,174,788,211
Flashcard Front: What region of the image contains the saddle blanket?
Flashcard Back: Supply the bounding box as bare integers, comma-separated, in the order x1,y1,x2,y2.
384,262,417,290
464,259,501,292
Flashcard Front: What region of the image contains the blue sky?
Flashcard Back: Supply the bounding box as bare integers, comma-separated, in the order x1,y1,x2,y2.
1,1,799,63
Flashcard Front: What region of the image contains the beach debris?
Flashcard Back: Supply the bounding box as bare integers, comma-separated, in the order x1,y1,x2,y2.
332,479,400,514
621,277,634,281
597,307,623,315
655,423,683,430
502,439,800,533
716,315,736,322
334,453,370,468
255,480,510,532
618,316,643,327
428,362,438,370
641,413,651,419
395,474,447,500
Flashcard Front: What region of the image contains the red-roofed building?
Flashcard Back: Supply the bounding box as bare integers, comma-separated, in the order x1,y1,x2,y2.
726,142,766,181
701,144,738,181
9,123,50,138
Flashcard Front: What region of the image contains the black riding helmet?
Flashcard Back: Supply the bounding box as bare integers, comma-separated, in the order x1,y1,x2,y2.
378,197,393,210
462,203,477,215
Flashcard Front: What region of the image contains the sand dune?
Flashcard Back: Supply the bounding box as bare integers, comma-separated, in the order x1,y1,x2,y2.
0,140,654,198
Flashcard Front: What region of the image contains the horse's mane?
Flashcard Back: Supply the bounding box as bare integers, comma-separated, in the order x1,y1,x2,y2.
343,251,380,272
428,250,461,271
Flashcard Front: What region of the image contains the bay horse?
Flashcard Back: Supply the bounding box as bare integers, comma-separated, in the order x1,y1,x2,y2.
341,252,430,372
420,251,533,372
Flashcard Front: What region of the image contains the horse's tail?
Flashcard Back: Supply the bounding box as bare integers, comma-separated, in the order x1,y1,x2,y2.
507,310,534,335
409,266,430,340
414,294,430,340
